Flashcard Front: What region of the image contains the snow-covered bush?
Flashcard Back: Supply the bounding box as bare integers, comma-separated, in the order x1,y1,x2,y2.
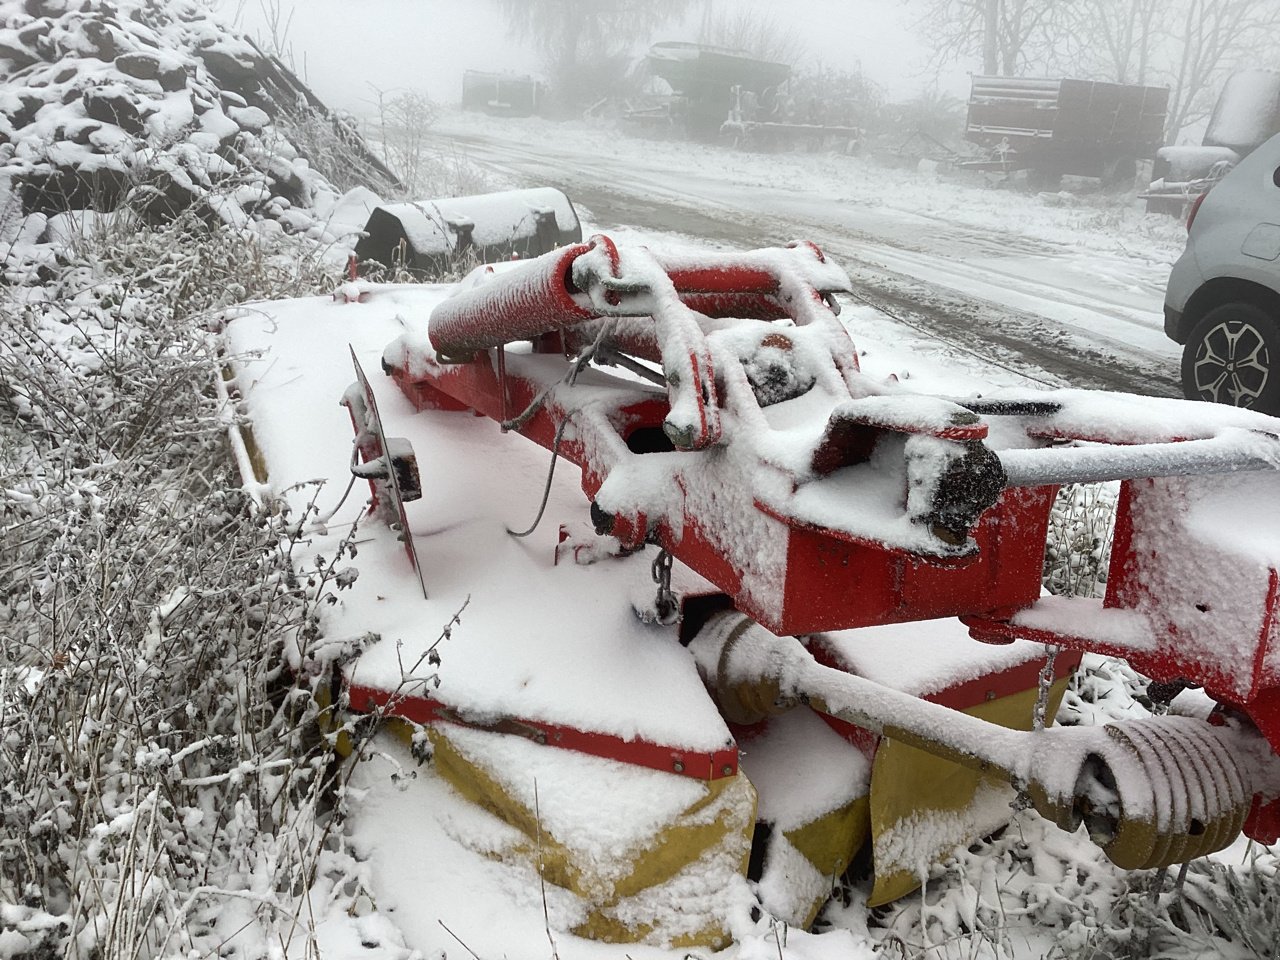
859,760,1279,959
1043,848,1280,960
1042,482,1116,599
0,210,374,958
365,95,495,204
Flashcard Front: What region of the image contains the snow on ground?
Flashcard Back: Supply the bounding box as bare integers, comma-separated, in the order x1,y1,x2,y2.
26,10,1279,955
433,110,1186,260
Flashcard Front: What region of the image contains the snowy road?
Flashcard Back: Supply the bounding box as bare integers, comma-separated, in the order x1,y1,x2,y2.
440,123,1184,396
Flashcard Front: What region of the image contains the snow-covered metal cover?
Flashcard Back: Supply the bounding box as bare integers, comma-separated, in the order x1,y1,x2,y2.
355,187,582,274
222,285,733,758
216,231,1280,950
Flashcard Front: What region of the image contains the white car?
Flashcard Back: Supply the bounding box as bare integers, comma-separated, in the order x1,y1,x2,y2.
1165,131,1280,415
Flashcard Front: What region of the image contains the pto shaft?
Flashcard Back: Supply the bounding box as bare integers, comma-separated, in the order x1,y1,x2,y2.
689,611,1263,870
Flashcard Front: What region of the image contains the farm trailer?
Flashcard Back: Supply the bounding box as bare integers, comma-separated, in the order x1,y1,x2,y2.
963,76,1169,189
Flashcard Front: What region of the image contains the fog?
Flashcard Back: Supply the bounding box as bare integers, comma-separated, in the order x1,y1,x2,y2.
221,0,957,114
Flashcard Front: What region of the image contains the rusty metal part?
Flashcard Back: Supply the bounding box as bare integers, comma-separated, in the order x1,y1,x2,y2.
910,439,1007,545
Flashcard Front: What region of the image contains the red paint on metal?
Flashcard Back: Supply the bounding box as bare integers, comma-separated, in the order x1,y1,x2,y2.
428,242,594,358
1252,569,1280,700
963,604,1280,763
367,233,1280,853
389,334,1056,636
1244,686,1280,767
809,640,1081,752
345,681,739,781
1096,477,1279,721
786,239,827,262
1245,794,1280,845
742,486,1056,635
666,264,779,296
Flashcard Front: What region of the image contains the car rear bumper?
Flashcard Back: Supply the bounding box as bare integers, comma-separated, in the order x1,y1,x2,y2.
1164,306,1185,343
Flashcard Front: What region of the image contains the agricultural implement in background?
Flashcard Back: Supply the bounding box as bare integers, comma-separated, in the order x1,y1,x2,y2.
460,69,546,118
963,76,1169,189
720,87,862,153
228,233,1280,948
888,129,971,171
636,41,788,140
1143,70,1280,216
629,41,858,151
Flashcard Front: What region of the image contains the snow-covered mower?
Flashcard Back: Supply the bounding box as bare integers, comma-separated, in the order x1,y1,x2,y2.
227,235,1280,948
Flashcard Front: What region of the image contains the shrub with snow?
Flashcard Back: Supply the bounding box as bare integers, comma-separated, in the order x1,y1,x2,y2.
0,200,388,957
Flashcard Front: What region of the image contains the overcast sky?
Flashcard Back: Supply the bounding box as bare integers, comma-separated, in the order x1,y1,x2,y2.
220,0,967,113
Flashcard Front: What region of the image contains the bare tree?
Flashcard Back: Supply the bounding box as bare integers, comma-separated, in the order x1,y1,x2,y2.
1160,0,1280,140
494,0,688,110
698,7,806,66
1060,0,1280,140
1065,0,1159,83
916,0,1069,76
917,0,1279,142
368,87,439,197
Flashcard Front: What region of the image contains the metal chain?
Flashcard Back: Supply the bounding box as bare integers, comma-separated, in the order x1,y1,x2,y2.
1013,643,1062,813
651,549,679,625
1032,643,1061,733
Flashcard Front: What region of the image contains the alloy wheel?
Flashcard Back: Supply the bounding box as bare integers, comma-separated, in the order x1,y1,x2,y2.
1191,319,1271,407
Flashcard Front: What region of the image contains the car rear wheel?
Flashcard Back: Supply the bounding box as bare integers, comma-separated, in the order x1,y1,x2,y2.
1180,302,1280,415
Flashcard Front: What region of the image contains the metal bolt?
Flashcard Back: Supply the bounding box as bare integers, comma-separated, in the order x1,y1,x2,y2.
673,760,685,773
721,765,734,777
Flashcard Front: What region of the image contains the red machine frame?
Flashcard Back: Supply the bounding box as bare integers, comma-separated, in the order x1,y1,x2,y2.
356,234,1280,848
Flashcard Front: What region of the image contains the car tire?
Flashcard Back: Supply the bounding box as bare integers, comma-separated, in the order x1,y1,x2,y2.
1180,302,1280,415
